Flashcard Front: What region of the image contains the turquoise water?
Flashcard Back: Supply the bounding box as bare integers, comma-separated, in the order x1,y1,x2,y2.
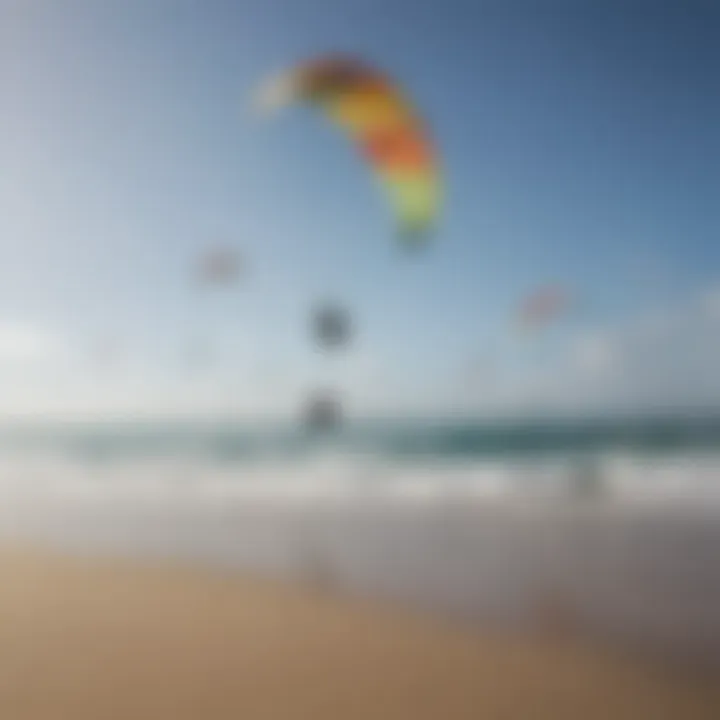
1,415,719,464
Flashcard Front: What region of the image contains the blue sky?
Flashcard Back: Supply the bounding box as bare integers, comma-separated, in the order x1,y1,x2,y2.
0,0,718,418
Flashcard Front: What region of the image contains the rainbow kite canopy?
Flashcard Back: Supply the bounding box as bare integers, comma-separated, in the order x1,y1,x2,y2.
256,54,441,245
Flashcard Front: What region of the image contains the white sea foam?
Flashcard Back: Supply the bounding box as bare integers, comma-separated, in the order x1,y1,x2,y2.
0,448,719,505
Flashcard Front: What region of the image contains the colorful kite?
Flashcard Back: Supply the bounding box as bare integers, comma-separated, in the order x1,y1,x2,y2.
255,54,441,245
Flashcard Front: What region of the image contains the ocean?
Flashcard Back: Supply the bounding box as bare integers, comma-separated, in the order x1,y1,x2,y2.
0,414,718,502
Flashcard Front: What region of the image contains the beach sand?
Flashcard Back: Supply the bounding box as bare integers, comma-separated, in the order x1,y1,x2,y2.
0,547,718,719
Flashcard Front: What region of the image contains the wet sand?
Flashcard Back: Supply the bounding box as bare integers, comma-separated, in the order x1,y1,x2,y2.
0,547,718,719
5,490,720,663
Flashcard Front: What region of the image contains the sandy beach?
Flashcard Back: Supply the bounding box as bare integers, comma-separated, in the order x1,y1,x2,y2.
0,547,718,720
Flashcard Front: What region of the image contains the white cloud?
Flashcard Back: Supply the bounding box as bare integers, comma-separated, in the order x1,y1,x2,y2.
572,332,617,378
0,321,64,362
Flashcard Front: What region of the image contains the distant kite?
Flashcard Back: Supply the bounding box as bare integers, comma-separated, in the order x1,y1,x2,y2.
197,247,242,288
311,301,352,350
302,389,343,432
255,54,441,246
518,285,570,331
